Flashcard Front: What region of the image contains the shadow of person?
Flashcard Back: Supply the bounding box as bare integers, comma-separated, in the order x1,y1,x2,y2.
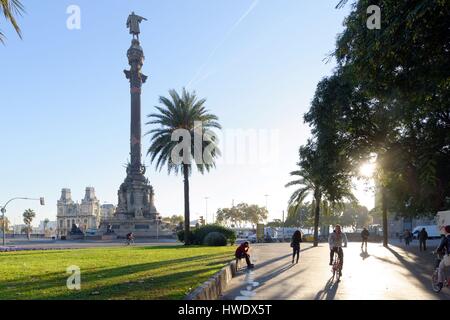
360,250,370,260
315,275,339,300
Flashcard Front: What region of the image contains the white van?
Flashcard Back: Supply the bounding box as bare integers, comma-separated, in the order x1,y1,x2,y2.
412,225,441,239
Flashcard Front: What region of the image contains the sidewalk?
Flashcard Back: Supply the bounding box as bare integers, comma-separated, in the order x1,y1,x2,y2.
221,241,450,300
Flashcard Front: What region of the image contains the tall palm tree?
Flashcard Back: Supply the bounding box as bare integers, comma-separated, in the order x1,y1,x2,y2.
23,208,35,240
146,88,221,245
0,0,24,43
286,165,323,247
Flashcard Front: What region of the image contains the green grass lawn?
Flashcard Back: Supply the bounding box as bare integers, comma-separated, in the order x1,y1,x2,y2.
0,245,235,300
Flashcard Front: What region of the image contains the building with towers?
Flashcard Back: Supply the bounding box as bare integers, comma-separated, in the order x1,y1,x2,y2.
56,187,115,236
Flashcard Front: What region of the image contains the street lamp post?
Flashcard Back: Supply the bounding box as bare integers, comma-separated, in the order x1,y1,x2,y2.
1,197,45,246
204,197,209,225
156,215,162,242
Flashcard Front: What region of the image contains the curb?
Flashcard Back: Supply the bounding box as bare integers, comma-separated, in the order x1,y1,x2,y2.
0,246,76,252
185,260,237,300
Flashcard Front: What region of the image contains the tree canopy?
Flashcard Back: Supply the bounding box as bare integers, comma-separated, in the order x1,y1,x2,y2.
216,203,268,229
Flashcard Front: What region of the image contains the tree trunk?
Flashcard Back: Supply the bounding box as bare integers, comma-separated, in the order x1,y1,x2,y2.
313,191,321,247
382,186,388,247
183,164,191,245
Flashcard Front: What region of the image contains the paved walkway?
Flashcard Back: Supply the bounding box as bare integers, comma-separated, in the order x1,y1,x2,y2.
221,241,450,300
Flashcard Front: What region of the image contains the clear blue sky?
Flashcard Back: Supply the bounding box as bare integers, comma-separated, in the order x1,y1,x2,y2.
0,1,373,226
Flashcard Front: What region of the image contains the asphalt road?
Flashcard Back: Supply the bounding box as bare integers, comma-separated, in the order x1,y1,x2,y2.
221,240,450,300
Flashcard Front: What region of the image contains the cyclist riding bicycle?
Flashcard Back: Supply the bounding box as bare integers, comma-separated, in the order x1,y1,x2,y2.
435,225,450,290
126,232,135,245
328,224,348,276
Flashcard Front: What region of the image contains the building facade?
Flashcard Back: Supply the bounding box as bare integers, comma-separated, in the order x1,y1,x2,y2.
100,204,116,219
57,187,115,236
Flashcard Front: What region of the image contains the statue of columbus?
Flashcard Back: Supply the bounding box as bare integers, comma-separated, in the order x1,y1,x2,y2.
126,11,147,40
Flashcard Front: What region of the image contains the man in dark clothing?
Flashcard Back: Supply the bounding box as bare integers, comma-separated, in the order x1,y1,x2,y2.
361,228,369,251
235,242,254,269
404,229,412,246
418,228,428,251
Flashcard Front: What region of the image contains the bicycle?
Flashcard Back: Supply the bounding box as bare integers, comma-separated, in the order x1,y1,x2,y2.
331,249,343,282
125,238,135,246
431,251,449,293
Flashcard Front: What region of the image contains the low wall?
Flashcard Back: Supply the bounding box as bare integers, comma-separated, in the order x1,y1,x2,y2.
185,260,237,300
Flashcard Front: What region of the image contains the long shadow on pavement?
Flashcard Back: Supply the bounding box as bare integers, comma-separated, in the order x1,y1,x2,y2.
385,245,449,300
224,245,316,300
236,245,315,275
315,276,339,300
252,262,295,286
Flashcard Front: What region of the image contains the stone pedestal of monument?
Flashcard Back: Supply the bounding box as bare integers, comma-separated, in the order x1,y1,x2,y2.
99,215,173,238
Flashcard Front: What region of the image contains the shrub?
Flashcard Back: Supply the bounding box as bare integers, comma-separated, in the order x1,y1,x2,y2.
192,225,236,245
176,230,195,244
203,232,227,246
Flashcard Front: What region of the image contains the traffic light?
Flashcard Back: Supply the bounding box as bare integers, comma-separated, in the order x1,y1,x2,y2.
199,216,205,226
40,197,45,206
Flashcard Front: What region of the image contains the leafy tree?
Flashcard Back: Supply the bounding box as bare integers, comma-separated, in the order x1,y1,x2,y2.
288,72,356,246
266,219,283,228
216,206,243,228
320,201,341,229
240,203,268,229
0,216,10,233
22,209,35,240
286,143,325,247
334,203,371,231
285,203,314,228
322,1,450,246
334,0,450,216
163,215,184,230
215,203,267,229
0,0,24,43
146,88,221,245
355,205,372,228
21,225,30,235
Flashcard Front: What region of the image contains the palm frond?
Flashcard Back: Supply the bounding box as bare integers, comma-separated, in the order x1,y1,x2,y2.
146,88,221,176
0,0,25,42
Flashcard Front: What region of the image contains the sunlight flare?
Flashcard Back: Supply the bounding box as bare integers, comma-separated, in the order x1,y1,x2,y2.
359,162,375,178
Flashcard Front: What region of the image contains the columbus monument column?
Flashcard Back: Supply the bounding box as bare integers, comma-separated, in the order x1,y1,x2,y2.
98,12,170,238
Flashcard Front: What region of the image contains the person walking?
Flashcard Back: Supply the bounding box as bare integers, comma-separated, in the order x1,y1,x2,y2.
291,230,303,264
404,229,412,246
418,228,428,251
361,227,369,251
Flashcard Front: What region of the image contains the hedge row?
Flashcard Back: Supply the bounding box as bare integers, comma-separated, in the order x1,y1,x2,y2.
177,224,236,246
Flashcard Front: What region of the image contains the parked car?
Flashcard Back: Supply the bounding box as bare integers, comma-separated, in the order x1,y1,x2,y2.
248,234,257,243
